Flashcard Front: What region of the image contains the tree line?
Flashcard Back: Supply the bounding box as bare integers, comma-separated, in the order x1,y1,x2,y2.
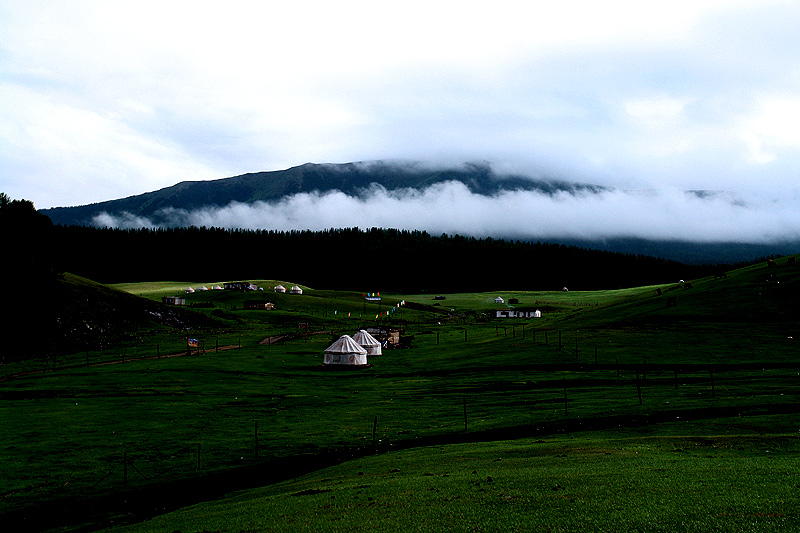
49,225,713,292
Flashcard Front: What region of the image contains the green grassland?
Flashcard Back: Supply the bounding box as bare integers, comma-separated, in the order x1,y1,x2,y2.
1,256,798,531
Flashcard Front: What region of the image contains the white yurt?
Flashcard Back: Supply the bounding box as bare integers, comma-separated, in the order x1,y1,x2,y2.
323,335,368,367
185,287,195,293
353,329,382,356
494,296,504,304
274,284,286,293
290,285,303,295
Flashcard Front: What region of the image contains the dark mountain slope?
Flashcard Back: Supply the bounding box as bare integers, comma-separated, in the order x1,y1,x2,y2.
41,161,604,226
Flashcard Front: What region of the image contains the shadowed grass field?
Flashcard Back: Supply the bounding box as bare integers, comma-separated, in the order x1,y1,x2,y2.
1,255,798,531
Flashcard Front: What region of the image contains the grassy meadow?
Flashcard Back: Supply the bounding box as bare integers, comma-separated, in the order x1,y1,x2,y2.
1,256,798,531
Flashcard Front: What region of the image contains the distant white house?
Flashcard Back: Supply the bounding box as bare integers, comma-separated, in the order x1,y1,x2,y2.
353,329,381,356
162,296,186,306
290,285,303,295
274,284,286,293
494,296,505,304
323,335,369,367
496,309,542,318
184,287,195,293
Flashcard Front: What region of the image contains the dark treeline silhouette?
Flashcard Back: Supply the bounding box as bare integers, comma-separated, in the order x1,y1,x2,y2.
52,225,715,291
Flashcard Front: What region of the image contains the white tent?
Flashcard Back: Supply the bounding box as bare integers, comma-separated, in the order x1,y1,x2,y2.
323,335,368,366
290,285,303,294
353,329,382,356
494,296,504,303
185,287,195,293
212,285,224,290
198,286,209,291
274,284,286,293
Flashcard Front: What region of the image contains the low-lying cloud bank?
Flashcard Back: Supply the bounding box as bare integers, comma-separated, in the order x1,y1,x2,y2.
92,181,800,244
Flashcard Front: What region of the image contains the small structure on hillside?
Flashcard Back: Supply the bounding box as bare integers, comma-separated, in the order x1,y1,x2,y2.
184,287,195,293
323,335,369,367
224,281,256,291
212,285,224,290
274,284,286,293
365,326,404,348
244,301,275,310
353,329,382,356
494,296,505,304
496,309,541,318
197,286,209,291
162,296,186,306
290,285,303,295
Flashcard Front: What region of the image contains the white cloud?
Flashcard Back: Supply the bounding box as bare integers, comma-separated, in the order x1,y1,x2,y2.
2,0,800,224
93,182,800,244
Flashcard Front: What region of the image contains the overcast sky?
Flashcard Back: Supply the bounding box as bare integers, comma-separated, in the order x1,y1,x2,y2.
2,1,800,242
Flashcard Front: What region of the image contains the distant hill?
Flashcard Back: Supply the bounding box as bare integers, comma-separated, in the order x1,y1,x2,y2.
38,161,800,264
41,161,605,227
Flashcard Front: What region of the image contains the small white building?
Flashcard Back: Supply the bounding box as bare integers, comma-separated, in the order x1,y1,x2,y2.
274,284,286,293
185,287,195,293
353,329,382,356
323,335,369,366
494,296,505,304
290,285,303,295
496,309,542,318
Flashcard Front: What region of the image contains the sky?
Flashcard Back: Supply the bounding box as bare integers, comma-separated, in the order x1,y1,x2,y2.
2,1,800,243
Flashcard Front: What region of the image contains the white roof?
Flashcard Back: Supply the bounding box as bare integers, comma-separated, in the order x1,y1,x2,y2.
324,335,367,355
274,284,286,289
353,329,380,347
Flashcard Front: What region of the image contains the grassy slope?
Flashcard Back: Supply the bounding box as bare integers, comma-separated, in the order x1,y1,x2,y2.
116,421,800,533
1,257,798,531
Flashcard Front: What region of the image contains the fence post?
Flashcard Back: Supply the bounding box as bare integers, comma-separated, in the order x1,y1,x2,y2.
635,370,643,405
710,369,715,398
463,397,468,432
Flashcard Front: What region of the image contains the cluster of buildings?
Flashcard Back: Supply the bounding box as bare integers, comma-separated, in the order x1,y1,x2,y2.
323,329,382,367
164,281,304,306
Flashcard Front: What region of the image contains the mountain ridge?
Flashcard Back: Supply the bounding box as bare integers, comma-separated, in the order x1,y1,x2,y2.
40,161,606,226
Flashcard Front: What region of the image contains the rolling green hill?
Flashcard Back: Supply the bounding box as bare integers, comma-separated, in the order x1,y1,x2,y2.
1,255,798,531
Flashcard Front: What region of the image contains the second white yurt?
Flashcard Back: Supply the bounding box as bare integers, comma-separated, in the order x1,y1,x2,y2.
274,284,286,293
323,335,368,367
353,329,382,356
290,285,303,295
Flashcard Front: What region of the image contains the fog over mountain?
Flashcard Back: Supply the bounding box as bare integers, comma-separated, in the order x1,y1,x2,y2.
41,161,800,264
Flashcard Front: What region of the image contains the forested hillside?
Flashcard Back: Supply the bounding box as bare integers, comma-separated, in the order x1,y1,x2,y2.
52,225,714,291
